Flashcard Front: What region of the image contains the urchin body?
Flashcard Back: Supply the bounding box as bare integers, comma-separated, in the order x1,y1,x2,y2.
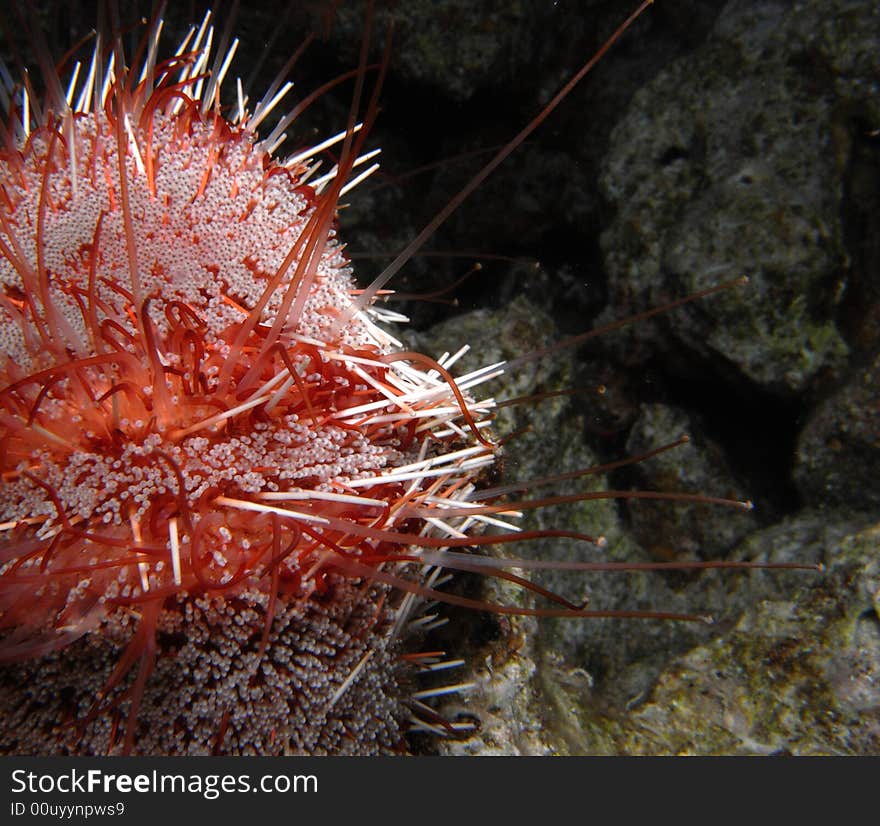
0,580,407,755
0,13,494,754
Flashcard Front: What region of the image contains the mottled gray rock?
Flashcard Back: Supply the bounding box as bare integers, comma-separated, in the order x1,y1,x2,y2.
580,519,880,755
794,351,880,511
413,247,871,749
437,506,875,755
327,0,542,103
598,0,880,393
624,403,758,559
347,0,880,757
418,297,773,718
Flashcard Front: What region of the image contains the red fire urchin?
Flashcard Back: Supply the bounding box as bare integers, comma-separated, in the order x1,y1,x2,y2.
0,8,518,754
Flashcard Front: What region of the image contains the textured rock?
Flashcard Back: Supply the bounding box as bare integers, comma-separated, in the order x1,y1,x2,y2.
794,351,880,511
625,403,758,559
583,520,880,755
435,508,875,755
424,283,876,755
597,0,878,393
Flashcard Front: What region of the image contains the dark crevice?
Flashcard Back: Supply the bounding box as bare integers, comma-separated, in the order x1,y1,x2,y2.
653,354,803,518
838,114,880,356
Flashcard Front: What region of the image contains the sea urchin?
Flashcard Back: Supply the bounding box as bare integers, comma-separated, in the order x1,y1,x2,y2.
0,5,517,754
